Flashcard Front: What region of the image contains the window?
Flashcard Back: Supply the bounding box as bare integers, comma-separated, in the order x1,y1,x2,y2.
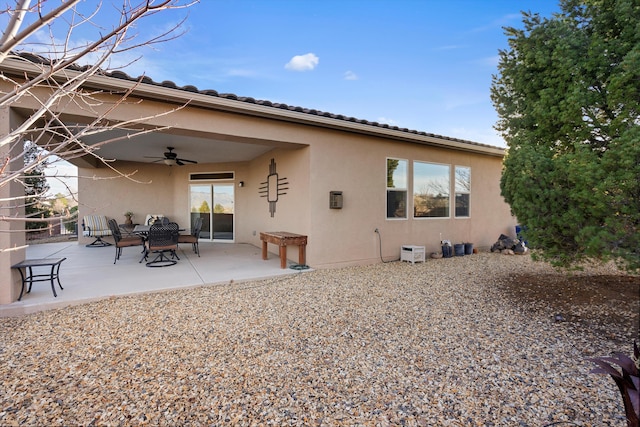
455,166,470,217
413,161,450,218
386,158,407,218
190,172,234,181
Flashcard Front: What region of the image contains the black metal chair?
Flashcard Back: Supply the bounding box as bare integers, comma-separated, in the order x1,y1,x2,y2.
107,219,144,264
142,222,180,267
178,217,203,257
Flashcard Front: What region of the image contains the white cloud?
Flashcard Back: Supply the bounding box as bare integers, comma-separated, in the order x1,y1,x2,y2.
377,117,398,126
343,70,358,80
285,53,319,71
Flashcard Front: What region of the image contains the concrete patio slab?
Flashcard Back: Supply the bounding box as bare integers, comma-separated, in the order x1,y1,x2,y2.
1,241,309,317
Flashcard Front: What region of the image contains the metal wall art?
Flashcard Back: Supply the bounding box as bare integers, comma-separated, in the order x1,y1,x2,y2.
259,158,289,217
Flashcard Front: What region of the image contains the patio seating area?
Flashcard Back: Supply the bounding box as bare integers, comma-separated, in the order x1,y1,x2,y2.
2,240,306,317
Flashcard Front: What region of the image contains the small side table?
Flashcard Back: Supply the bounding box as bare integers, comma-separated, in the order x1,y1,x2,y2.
401,245,425,264
11,258,66,300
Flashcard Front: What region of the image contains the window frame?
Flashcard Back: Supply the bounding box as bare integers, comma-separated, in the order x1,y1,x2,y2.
454,165,471,218
386,157,408,220
412,160,451,219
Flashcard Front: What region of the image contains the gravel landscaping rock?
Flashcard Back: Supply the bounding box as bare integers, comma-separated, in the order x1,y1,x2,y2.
1,253,638,426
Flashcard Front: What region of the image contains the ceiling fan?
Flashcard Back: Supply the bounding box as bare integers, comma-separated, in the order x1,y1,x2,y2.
145,147,198,166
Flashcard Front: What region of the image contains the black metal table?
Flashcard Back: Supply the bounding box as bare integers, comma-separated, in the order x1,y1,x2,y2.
11,258,66,300
119,223,139,238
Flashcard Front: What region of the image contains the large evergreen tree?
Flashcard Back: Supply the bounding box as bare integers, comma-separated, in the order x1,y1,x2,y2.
491,0,639,272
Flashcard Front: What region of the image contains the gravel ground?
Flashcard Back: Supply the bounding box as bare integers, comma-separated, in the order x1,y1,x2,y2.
1,253,638,426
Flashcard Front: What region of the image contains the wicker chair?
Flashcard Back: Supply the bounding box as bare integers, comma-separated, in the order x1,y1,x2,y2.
107,219,144,264
142,222,180,267
178,217,203,257
82,215,112,247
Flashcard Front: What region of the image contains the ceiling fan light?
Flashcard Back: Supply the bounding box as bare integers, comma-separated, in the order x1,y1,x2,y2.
164,158,177,166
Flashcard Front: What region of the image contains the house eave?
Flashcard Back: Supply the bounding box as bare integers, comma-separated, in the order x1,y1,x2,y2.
1,56,505,157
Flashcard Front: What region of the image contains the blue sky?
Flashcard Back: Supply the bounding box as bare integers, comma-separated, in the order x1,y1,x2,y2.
113,0,561,148
25,0,563,194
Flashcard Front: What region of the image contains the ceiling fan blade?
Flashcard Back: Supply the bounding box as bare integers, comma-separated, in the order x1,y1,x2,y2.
144,148,196,165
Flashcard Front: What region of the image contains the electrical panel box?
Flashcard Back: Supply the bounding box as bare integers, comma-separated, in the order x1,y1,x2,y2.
329,191,343,209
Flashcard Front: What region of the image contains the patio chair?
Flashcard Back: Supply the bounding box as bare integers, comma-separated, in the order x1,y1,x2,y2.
82,215,113,247
178,217,203,257
108,219,144,264
142,222,180,267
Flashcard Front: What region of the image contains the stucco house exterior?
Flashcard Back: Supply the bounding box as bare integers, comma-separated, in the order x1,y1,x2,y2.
0,54,516,304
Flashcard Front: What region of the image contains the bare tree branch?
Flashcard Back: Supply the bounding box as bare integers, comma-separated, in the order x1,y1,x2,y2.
0,0,78,61
0,0,198,229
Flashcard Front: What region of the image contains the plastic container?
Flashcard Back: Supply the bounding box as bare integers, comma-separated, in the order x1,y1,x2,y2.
441,245,452,258
515,225,528,245
454,244,465,256
464,243,474,255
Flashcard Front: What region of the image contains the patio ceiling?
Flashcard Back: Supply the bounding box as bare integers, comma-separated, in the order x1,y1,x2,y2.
75,127,277,166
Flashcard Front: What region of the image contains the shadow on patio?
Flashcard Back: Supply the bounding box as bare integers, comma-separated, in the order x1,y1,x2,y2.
2,240,307,317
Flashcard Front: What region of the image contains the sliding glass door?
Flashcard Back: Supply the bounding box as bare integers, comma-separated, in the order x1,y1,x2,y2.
189,183,234,242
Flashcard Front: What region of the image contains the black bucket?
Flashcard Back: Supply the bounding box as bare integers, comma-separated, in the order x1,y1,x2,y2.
442,245,452,258
454,244,465,256
464,243,474,255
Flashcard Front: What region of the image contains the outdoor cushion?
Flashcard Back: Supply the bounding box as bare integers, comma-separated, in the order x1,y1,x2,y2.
145,214,165,225
82,215,112,237
82,215,113,247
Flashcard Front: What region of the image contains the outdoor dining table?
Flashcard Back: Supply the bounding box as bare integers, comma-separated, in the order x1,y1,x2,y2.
133,223,185,265
133,224,185,235
133,224,151,237
133,224,186,241
118,223,138,238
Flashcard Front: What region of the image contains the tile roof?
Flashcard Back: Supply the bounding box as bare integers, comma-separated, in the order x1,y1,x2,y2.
12,52,502,151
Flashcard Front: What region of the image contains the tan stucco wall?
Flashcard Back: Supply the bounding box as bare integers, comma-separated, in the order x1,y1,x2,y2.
302,127,515,267
0,107,28,304
242,148,311,253
78,162,178,238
